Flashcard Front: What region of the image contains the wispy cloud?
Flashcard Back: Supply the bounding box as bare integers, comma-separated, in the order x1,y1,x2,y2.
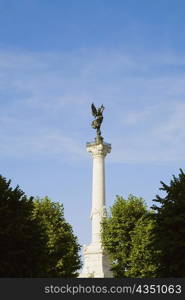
0,130,85,161
0,49,185,164
110,101,185,163
122,106,154,125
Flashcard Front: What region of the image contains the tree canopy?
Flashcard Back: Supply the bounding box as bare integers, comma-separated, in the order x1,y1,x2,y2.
102,194,148,277
127,214,158,278
2,167,185,278
0,175,46,277
0,175,81,277
32,197,81,277
152,169,185,277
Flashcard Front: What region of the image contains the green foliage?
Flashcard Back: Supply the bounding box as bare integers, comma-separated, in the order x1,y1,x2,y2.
32,197,82,277
127,214,158,278
102,194,147,277
0,175,46,277
152,169,185,277
0,175,81,277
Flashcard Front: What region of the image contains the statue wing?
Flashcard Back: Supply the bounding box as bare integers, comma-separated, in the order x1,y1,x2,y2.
101,104,105,112
91,103,97,117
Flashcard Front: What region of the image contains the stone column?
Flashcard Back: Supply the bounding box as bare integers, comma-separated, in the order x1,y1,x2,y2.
79,139,113,278
89,141,111,245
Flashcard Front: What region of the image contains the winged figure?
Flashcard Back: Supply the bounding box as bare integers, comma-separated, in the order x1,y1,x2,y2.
91,103,105,137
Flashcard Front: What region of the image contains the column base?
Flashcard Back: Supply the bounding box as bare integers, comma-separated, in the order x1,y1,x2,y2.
78,243,113,278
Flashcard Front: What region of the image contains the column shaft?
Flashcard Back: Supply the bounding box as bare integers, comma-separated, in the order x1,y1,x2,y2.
92,156,105,210
79,141,112,277
91,155,105,244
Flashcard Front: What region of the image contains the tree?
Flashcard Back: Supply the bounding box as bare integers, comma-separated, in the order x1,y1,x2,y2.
0,175,46,277
127,214,158,278
102,194,147,277
152,169,185,277
32,197,82,277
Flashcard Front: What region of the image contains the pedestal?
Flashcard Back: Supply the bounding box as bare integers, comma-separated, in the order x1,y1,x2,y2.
79,139,113,278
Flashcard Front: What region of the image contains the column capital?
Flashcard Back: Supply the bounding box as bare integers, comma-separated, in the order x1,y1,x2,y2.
86,141,111,158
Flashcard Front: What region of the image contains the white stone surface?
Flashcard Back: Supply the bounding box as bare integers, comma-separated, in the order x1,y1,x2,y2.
79,140,113,278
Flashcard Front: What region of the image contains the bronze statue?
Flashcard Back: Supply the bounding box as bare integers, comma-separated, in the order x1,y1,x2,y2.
91,103,105,138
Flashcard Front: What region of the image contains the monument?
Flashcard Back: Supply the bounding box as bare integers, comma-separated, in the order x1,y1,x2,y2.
79,103,113,278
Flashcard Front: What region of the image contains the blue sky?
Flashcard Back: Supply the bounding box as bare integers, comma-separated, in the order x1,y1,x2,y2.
1,0,185,247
